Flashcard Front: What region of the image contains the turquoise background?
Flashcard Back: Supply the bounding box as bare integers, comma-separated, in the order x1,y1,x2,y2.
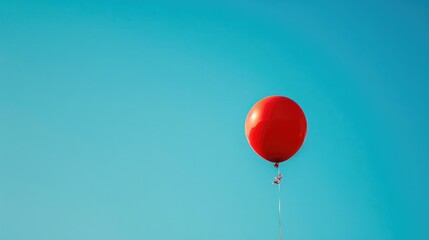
1,1,428,239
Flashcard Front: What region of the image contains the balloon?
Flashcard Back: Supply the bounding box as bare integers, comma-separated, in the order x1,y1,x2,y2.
245,96,307,163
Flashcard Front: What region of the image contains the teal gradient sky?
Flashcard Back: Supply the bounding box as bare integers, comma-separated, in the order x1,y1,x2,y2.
1,1,428,239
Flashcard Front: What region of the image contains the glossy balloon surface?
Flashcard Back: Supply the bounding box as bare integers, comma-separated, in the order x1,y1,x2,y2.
245,96,307,163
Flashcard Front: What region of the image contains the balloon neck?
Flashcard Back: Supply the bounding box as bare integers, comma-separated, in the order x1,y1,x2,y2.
274,163,279,168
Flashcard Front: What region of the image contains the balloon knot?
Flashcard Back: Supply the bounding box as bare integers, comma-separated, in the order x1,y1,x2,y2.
274,163,279,168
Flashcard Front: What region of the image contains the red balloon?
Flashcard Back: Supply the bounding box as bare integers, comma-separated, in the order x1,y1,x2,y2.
245,96,307,163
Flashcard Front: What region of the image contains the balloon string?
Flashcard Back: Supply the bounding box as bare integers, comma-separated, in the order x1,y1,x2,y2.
278,165,283,240
273,163,283,240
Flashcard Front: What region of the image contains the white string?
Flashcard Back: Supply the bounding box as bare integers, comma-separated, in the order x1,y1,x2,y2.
277,165,283,240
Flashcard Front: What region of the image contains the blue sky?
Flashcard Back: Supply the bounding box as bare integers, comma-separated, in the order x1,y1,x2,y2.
1,1,428,239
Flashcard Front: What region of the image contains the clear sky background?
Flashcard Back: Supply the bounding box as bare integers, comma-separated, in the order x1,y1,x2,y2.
1,1,428,239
